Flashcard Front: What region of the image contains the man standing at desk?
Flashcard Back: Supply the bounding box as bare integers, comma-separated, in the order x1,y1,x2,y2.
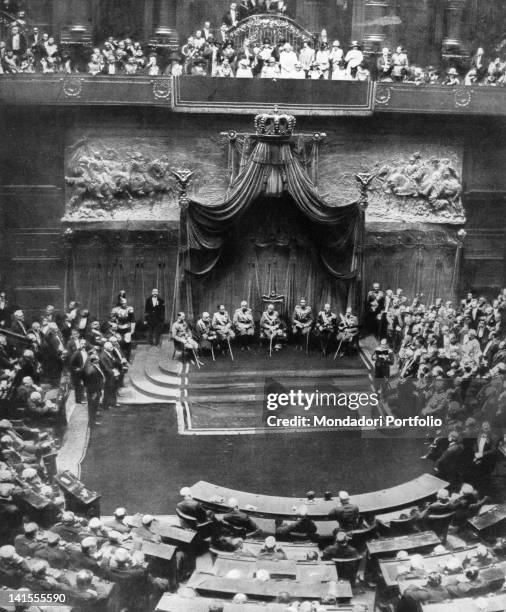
328,490,360,532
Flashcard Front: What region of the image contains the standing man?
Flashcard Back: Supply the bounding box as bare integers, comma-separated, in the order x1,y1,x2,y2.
83,353,105,426
292,298,313,350
69,338,88,404
99,341,120,411
0,291,13,328
233,301,255,350
372,338,394,395
144,288,165,347
110,297,135,362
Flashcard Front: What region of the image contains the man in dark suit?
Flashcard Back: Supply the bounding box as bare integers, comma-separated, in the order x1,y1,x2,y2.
83,353,105,426
0,291,13,328
144,288,165,346
473,421,500,483
8,24,26,56
223,2,241,27
99,341,120,411
69,339,89,403
10,310,27,336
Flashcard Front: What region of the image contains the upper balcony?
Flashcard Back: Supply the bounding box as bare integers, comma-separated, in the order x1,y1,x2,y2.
0,74,505,117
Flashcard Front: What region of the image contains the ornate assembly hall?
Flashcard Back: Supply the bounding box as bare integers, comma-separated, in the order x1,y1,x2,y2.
0,1,506,611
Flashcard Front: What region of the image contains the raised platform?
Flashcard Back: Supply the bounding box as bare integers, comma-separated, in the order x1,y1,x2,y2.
124,339,376,435
181,347,373,435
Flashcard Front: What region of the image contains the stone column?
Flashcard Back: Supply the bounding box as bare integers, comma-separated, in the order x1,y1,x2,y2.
151,0,179,49
67,0,91,34
442,0,467,59
362,0,390,53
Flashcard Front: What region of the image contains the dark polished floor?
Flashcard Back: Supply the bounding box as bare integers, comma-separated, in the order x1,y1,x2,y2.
81,403,431,514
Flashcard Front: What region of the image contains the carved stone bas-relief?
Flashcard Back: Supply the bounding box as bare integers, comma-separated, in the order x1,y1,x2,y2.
62,134,229,222
319,142,465,225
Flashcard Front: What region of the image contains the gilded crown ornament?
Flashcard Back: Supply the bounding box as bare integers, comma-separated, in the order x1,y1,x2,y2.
254,105,296,138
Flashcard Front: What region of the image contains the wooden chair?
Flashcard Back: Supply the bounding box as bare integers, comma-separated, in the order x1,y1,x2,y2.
172,337,191,364
175,507,198,530
389,515,419,536
425,512,454,543
332,556,362,587
350,522,376,550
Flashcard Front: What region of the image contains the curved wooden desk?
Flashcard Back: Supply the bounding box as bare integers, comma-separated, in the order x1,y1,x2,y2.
190,474,448,520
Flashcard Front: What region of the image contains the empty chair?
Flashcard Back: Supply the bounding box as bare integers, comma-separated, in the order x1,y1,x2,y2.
425,512,454,543
333,555,362,587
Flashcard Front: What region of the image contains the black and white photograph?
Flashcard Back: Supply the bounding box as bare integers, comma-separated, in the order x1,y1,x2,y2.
0,1,506,611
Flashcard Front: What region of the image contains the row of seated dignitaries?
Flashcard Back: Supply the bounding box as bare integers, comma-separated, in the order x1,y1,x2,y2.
171,298,359,363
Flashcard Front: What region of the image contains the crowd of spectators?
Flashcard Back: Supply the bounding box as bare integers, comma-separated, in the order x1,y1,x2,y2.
366,285,505,493
0,2,505,86
0,282,505,610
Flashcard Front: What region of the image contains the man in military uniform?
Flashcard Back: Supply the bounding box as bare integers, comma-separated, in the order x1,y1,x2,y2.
372,337,394,395
110,297,135,362
195,312,218,357
365,282,384,336
328,491,360,532
171,312,202,365
321,530,359,560
233,301,255,349
292,298,313,350
336,307,359,357
212,305,235,350
260,303,286,352
316,303,337,355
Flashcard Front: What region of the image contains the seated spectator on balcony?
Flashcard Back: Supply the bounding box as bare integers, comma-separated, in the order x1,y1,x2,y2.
2,49,19,73
260,56,279,78
329,40,345,80
87,48,104,75
443,67,460,86
470,47,488,82
44,35,58,59
146,53,160,76
216,57,234,77
236,57,253,78
299,39,314,77
377,47,392,81
356,63,370,82
344,40,362,78
316,42,330,79
391,45,409,82
279,42,297,78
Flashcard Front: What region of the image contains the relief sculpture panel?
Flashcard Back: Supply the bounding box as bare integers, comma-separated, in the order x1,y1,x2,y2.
318,139,465,225
63,133,229,223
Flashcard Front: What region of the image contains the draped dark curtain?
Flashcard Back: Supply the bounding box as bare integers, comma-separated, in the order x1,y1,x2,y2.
178,137,360,321
67,243,177,323
364,230,460,304
190,197,352,320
